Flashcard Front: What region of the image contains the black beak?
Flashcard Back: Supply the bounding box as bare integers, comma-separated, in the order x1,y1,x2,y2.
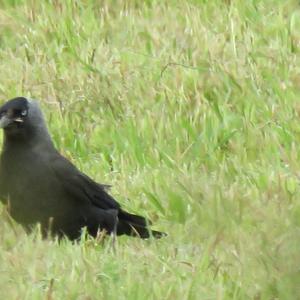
0,114,23,129
0,115,12,129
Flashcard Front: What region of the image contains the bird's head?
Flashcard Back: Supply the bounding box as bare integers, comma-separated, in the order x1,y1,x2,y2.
0,97,29,130
0,97,51,145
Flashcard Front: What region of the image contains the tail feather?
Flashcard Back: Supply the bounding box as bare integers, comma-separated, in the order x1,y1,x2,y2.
117,210,165,239
118,209,152,227
117,220,165,238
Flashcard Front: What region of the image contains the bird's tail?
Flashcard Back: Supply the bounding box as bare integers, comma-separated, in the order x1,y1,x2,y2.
117,210,165,239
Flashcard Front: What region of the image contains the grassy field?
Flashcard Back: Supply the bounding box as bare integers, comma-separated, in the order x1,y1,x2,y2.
0,0,300,299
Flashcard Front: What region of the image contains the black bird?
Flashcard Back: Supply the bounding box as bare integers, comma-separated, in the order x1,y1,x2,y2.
0,97,164,240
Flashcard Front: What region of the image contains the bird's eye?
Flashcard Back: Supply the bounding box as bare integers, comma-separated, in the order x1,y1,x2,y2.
21,110,27,116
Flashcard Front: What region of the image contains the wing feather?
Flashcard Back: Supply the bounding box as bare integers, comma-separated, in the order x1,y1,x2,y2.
50,152,120,210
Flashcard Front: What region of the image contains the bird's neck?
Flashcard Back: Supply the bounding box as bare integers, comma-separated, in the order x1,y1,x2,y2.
2,127,55,153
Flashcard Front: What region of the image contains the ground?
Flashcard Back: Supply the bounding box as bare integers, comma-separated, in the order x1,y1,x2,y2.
0,0,300,299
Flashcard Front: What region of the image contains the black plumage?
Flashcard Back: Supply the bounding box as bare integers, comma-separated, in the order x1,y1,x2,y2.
0,97,164,240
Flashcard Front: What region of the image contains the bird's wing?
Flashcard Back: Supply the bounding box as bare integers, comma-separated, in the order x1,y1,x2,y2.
50,152,120,210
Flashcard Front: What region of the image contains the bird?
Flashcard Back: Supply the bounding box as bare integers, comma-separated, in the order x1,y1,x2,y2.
0,97,164,240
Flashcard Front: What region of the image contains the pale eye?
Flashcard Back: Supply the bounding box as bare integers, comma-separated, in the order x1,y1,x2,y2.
21,110,27,116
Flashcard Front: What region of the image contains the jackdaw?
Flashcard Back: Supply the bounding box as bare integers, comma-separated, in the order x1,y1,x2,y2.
0,97,164,240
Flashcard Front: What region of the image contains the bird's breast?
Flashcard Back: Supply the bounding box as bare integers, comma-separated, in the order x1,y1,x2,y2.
0,149,73,224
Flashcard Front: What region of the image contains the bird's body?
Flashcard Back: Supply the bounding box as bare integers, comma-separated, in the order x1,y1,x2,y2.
0,97,164,240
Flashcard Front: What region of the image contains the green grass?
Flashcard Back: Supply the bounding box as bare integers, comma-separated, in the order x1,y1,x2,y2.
0,0,300,299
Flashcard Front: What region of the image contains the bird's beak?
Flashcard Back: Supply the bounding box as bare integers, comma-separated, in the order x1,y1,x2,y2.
0,115,23,129
0,115,12,129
